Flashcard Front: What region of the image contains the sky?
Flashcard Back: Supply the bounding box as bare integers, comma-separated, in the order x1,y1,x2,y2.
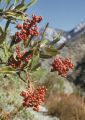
25,0,85,31
0,0,85,31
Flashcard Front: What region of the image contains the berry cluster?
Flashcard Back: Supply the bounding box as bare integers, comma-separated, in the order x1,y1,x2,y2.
11,46,31,69
11,15,43,44
0,111,10,120
51,56,74,78
20,86,47,112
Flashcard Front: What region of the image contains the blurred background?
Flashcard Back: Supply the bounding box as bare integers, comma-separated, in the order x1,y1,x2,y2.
0,0,85,120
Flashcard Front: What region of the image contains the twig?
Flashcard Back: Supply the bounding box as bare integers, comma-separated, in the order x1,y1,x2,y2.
17,72,26,83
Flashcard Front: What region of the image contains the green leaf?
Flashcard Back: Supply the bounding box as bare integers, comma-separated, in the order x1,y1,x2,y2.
6,0,11,7
0,32,6,45
40,53,52,59
4,44,11,60
31,40,41,48
49,31,62,46
45,47,59,56
4,20,11,32
13,52,17,60
14,0,24,10
31,63,41,71
25,36,33,47
49,38,60,46
41,23,49,41
10,35,16,47
27,59,32,66
14,0,20,4
19,0,37,11
0,66,16,74
0,26,3,33
5,11,25,20
8,14,27,20
40,40,48,47
0,0,3,5
31,53,39,69
30,40,34,47
32,68,46,75
54,31,62,39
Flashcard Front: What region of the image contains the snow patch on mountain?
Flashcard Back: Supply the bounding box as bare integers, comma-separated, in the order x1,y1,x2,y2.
40,27,67,46
74,22,85,33
38,22,85,45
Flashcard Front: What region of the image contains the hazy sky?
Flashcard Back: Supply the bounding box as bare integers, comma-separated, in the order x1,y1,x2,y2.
26,0,85,31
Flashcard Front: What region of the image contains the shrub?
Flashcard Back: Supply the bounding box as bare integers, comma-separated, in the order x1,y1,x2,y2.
45,94,85,120
0,0,74,119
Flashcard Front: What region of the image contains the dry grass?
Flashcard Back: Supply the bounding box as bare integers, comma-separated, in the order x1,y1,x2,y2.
45,94,85,120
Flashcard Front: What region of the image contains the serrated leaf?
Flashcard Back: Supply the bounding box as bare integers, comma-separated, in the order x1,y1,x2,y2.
14,0,20,4
6,0,11,7
19,0,37,11
0,66,16,74
31,53,39,69
45,47,58,56
40,40,48,47
40,53,52,59
0,32,6,45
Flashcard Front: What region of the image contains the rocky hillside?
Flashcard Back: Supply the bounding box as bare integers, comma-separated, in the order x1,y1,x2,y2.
40,22,85,90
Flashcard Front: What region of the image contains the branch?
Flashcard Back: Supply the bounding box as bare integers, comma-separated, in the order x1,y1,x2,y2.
17,72,26,83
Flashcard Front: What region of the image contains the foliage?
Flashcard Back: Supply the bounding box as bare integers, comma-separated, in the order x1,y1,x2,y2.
0,73,36,120
0,0,75,119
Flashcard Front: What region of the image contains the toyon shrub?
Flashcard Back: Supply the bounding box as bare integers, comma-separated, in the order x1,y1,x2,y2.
0,0,74,119
11,15,42,45
51,56,74,78
11,46,32,69
20,86,47,112
0,111,10,120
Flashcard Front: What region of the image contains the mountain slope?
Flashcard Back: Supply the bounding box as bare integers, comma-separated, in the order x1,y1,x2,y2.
40,23,85,90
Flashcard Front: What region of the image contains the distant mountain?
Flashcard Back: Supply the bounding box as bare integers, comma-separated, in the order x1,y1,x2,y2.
39,22,85,46
67,22,85,41
39,26,67,46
